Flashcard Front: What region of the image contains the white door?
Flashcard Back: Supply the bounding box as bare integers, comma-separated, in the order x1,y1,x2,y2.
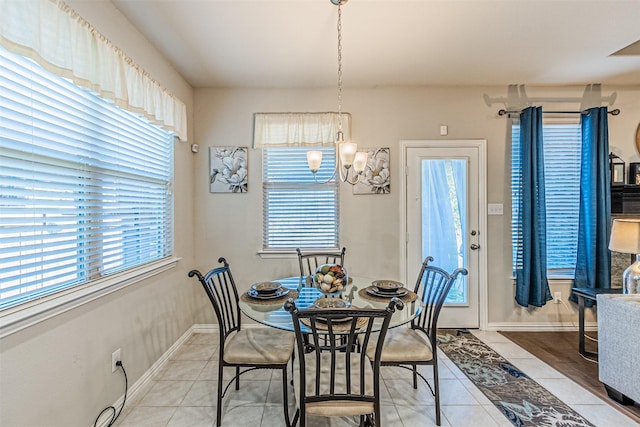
403,141,486,329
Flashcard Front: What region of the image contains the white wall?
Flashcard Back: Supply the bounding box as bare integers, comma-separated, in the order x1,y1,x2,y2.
0,2,209,426
192,84,640,329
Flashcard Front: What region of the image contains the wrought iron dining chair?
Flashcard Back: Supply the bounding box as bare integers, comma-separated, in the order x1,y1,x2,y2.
188,258,295,427
359,256,468,426
296,247,346,283
284,297,403,427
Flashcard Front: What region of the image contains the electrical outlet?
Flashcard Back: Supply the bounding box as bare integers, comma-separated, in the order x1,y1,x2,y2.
554,291,562,304
111,348,121,373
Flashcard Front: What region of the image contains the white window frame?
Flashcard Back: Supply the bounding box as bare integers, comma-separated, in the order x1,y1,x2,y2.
255,113,345,255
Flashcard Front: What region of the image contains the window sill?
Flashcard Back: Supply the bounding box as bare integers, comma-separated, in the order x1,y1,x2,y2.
0,256,181,339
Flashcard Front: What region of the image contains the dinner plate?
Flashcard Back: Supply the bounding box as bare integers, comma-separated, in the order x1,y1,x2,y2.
251,281,282,294
247,287,290,300
371,280,404,293
366,287,409,298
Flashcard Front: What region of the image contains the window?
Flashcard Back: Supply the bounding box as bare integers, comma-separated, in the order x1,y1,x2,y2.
0,46,174,310
511,120,582,278
255,113,344,251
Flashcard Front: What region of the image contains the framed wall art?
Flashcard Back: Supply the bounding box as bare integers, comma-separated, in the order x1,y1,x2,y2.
209,146,248,193
353,147,390,195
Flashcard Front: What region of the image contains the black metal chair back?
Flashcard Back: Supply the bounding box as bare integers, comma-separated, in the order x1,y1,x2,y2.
296,247,346,282
285,297,403,427
412,256,468,339
188,257,241,346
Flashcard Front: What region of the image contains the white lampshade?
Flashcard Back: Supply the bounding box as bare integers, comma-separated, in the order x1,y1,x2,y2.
609,219,640,254
339,142,358,167
353,151,368,173
306,150,323,172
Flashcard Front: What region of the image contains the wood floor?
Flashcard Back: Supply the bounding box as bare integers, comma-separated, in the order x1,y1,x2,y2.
499,331,640,424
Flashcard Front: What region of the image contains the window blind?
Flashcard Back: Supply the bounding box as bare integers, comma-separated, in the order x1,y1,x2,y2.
0,46,173,310
512,121,581,276
263,146,339,250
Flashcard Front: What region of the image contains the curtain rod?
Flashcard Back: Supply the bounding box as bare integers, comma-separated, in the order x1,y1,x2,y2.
498,108,620,116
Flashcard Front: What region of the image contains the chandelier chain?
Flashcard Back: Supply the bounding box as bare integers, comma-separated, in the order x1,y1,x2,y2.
336,2,343,132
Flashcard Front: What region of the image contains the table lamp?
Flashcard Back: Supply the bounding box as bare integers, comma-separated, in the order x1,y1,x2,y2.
609,219,640,293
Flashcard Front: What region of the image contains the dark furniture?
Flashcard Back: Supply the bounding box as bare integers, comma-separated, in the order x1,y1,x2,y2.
571,287,623,360
188,258,295,427
284,297,403,427
296,247,346,281
359,256,468,426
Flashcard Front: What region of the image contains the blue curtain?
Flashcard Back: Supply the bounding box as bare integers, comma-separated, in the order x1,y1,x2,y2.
515,106,552,307
573,107,611,306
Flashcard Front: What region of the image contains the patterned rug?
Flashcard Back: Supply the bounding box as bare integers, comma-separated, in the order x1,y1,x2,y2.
437,330,595,427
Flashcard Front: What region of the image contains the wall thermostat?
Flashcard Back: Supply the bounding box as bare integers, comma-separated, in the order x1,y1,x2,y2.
191,143,199,153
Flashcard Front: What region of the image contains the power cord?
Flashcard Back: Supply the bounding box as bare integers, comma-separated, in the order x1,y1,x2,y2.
94,361,128,427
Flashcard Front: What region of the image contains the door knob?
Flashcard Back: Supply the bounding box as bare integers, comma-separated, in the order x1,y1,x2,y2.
470,243,480,250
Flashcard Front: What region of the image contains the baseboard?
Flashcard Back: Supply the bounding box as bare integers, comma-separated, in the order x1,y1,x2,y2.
95,325,205,427
485,321,598,332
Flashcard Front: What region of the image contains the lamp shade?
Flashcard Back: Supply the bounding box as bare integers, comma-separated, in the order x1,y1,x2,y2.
609,219,640,254
306,150,323,172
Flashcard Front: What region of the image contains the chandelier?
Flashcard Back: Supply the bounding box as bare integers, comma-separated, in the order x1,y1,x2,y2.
307,0,367,185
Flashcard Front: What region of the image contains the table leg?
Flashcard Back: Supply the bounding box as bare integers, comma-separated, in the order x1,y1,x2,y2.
577,295,598,360
578,295,586,356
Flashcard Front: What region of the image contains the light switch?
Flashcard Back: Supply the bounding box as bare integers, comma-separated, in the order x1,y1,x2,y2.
488,203,503,215
440,125,448,136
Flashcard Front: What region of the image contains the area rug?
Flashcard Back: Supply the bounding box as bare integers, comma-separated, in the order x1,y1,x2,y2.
437,330,595,427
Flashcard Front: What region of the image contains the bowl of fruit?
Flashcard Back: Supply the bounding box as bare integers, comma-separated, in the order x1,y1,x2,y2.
313,264,348,296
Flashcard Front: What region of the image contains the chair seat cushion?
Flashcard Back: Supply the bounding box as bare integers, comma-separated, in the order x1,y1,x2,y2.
360,327,433,362
294,352,375,416
224,328,295,365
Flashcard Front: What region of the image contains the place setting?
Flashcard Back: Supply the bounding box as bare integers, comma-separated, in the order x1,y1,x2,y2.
300,297,368,330
241,281,299,309
359,279,417,303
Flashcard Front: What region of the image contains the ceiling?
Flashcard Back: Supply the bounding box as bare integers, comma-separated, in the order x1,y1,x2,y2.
111,0,640,89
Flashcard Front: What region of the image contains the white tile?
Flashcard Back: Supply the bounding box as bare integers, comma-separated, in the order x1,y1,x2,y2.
219,404,264,425
441,405,501,427
569,403,640,427
481,404,517,427
170,344,216,361
535,378,605,405
384,377,436,406
439,378,482,405
186,332,219,346
117,406,176,426
484,342,535,359
459,378,492,405
155,360,208,381
180,380,217,407
139,380,194,407
508,357,565,379
470,331,513,344
167,406,216,427
395,404,451,426
224,379,271,409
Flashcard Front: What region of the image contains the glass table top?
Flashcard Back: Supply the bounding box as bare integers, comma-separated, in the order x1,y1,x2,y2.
238,276,423,333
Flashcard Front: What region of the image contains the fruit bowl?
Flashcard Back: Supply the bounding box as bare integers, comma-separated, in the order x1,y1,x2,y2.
313,264,348,295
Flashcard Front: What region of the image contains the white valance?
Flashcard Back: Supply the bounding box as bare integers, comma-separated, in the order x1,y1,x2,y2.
253,112,351,148
0,0,188,141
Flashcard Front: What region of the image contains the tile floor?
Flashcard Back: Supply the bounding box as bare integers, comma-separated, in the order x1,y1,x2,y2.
114,330,639,427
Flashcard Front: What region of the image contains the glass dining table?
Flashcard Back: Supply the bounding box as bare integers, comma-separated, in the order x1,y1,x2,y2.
238,275,423,333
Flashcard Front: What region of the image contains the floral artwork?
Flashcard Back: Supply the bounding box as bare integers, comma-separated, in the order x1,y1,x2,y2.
353,147,390,194
209,146,248,193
